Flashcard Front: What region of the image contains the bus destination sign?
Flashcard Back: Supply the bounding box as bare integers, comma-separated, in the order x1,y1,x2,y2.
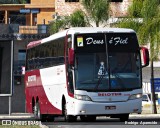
75,33,139,53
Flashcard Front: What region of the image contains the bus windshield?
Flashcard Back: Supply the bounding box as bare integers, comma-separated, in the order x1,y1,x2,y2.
75,52,141,91
74,33,141,92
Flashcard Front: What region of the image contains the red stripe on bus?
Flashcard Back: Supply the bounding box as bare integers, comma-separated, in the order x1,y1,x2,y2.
25,70,62,115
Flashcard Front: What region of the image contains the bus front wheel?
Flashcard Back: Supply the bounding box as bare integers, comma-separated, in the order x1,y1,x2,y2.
80,115,96,122
119,114,129,122
63,103,77,122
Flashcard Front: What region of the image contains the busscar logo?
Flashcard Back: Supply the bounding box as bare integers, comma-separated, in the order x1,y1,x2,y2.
77,36,83,47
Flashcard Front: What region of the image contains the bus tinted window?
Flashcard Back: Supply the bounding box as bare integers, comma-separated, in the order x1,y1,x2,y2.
26,37,65,70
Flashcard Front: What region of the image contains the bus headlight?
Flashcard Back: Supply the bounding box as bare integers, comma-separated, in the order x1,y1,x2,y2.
128,93,142,100
74,94,92,101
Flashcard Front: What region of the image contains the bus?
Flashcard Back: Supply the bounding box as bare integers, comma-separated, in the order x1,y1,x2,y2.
25,27,149,122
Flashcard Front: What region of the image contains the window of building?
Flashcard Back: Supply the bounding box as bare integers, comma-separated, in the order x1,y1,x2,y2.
10,11,26,25
111,0,123,2
26,0,30,3
18,49,26,67
14,50,26,75
65,0,79,2
0,11,5,23
18,50,26,61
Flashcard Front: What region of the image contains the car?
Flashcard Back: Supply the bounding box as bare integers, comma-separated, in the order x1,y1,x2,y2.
142,94,158,109
142,94,151,106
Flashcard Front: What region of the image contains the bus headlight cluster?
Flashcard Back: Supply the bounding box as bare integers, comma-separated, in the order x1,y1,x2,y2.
74,94,92,101
128,93,142,100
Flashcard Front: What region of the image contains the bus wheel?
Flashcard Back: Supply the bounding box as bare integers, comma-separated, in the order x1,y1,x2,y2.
34,102,46,121
80,115,96,122
34,102,41,120
119,114,129,122
64,103,77,122
47,115,55,122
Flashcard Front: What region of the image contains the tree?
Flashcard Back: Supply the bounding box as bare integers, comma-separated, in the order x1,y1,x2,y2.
116,0,160,114
68,10,89,27
17,0,26,4
49,0,110,34
49,10,89,34
81,0,110,27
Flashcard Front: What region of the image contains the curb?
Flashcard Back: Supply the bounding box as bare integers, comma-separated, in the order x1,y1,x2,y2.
0,113,34,119
39,122,49,128
130,114,160,118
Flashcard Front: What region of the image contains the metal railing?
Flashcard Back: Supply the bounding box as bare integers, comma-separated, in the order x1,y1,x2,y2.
0,24,49,34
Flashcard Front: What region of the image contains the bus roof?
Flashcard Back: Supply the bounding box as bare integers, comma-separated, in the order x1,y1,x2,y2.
27,40,42,49
27,27,136,49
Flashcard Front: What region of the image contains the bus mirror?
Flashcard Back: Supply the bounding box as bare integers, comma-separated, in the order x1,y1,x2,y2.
68,48,74,65
140,47,149,67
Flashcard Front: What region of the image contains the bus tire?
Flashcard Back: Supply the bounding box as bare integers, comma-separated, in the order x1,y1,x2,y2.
64,103,77,122
47,115,55,122
34,102,42,121
34,102,46,122
119,114,129,122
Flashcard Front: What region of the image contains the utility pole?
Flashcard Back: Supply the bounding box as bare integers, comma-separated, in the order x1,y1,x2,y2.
151,60,157,114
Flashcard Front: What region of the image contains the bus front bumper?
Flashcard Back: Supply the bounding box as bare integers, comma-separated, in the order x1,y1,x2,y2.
72,99,142,115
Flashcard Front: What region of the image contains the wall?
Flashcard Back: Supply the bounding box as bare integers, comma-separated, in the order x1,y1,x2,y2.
37,8,55,24
110,0,132,17
31,0,54,5
0,39,34,114
0,41,12,94
0,80,25,114
55,0,132,17
55,0,83,16
0,40,26,114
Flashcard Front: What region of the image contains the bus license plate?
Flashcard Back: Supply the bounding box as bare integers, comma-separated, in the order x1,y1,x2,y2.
105,106,116,110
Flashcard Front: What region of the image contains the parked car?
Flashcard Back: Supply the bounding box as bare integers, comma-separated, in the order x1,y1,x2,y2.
142,94,151,106
142,93,158,107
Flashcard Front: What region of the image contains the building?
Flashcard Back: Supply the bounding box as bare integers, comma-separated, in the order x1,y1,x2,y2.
0,0,55,114
55,0,132,19
0,0,54,25
0,0,55,85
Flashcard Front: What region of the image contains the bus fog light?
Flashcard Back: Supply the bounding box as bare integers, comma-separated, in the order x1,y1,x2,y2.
80,110,86,113
128,93,142,100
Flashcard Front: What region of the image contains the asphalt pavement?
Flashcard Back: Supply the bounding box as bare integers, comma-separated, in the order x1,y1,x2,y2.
0,113,160,128
0,113,160,119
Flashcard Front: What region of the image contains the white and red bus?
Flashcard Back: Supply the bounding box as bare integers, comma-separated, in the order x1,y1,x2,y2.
25,27,149,122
